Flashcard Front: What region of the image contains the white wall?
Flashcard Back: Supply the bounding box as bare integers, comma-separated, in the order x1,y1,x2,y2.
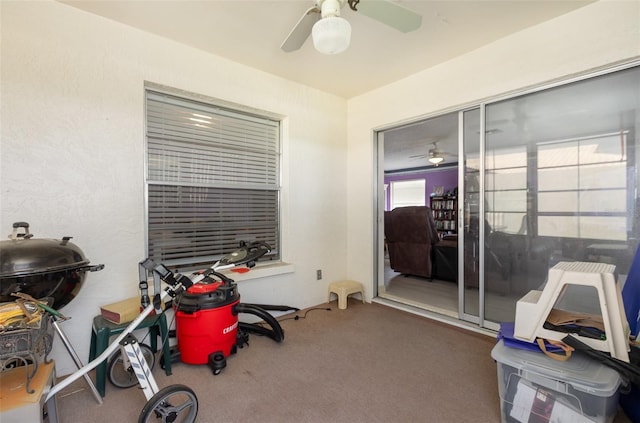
1,1,348,375
346,1,640,293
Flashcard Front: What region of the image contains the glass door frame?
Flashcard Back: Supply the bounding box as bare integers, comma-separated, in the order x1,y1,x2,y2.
457,106,501,330
375,58,639,332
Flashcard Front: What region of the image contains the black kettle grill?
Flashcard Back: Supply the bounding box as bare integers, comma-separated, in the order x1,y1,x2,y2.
0,222,104,309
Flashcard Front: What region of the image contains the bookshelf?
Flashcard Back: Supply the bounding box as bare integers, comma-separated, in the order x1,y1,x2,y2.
430,195,457,238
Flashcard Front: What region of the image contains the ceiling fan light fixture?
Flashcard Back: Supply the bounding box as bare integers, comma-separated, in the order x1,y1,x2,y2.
312,16,351,54
428,155,444,165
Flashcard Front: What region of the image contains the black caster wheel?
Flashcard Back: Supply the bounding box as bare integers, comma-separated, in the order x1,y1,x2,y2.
138,384,198,423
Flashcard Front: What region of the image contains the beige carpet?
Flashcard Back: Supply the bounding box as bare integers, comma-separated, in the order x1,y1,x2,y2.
52,300,630,422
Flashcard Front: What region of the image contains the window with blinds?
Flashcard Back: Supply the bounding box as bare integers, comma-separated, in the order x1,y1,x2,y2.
145,88,281,271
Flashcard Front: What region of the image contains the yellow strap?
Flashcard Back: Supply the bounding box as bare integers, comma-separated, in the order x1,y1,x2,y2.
536,338,574,362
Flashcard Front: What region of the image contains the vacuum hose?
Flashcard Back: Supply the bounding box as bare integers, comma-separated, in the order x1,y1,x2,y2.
235,303,285,343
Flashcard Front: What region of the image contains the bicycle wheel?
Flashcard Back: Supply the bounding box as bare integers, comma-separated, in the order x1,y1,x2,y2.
107,343,156,389
138,384,198,423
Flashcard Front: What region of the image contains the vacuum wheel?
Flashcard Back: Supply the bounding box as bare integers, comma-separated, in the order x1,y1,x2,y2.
107,343,155,389
138,384,198,423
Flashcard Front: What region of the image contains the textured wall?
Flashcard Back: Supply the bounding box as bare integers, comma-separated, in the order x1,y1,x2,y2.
1,1,348,375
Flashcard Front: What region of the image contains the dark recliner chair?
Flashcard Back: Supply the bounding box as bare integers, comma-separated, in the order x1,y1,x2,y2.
384,206,440,279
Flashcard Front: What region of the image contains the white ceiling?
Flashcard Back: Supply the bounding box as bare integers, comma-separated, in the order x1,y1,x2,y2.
61,0,628,173
60,0,594,99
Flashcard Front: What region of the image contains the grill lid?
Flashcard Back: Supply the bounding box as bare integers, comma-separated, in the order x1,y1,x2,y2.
0,222,92,278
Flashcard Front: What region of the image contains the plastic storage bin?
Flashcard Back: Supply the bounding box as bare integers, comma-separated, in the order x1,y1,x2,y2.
491,340,622,423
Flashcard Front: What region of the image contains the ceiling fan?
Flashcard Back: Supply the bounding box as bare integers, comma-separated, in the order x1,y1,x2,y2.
409,142,453,167
281,0,422,55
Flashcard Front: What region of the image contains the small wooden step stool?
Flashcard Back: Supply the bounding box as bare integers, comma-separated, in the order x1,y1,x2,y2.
328,280,365,310
514,261,630,362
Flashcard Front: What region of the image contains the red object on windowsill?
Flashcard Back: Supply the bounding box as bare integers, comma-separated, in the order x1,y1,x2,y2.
231,268,250,273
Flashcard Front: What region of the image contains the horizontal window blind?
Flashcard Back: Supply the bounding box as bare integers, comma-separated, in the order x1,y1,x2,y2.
146,90,280,270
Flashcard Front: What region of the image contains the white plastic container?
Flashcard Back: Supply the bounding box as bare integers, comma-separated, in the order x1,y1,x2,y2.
491,340,622,423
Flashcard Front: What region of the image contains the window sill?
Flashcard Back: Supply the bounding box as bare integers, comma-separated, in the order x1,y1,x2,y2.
220,262,295,282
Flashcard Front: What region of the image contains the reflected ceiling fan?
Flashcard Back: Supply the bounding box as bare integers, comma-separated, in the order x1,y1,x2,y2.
281,0,422,55
409,142,453,167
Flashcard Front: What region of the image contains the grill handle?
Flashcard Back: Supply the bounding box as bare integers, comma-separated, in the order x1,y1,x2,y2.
9,222,33,240
78,264,105,273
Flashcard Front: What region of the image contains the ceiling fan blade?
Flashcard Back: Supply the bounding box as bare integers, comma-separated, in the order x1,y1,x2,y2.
409,154,428,159
355,0,422,33
280,5,321,52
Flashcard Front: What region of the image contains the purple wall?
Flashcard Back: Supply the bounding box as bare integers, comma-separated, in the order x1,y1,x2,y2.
384,167,458,210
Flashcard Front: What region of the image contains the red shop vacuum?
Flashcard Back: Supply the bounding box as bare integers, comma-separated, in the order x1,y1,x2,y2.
156,242,295,375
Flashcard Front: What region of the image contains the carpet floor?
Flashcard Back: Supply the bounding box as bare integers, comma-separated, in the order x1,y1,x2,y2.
52,300,630,422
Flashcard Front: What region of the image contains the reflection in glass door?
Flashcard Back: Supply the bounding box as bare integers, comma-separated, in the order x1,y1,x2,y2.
481,65,639,326
459,65,640,329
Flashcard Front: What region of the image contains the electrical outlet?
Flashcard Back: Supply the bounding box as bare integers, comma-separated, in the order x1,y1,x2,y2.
316,269,322,280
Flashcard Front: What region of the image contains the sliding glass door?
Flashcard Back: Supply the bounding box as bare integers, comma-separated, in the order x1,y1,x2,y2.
377,62,639,331
458,64,640,329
